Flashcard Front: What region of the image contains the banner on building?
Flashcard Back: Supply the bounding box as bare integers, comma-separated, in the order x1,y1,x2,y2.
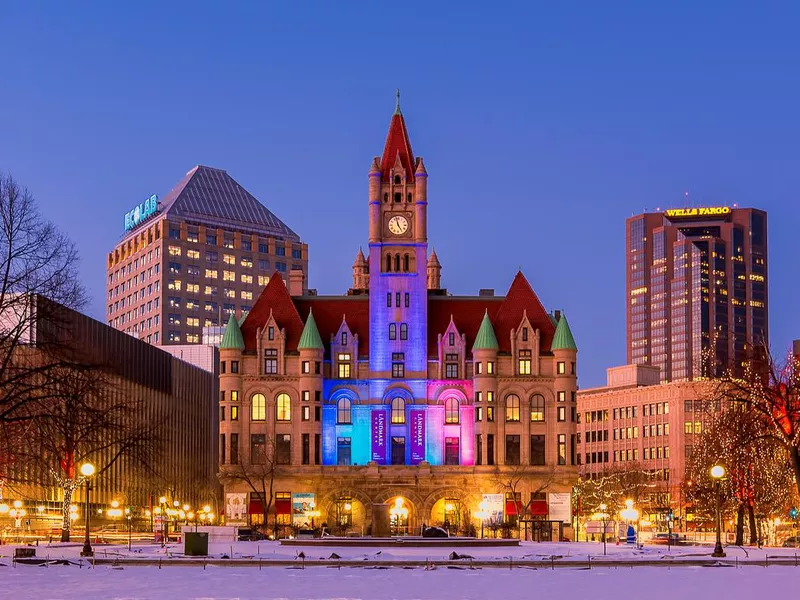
410,409,426,464
548,492,572,524
292,492,316,526
225,493,247,524
371,409,388,464
482,493,504,524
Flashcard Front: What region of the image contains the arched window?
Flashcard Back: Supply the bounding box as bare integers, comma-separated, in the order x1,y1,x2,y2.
251,393,266,421
394,175,401,185
403,254,410,272
337,398,352,424
530,394,545,422
394,254,401,272
506,394,520,422
445,397,460,424
391,397,405,424
386,254,392,272
276,393,291,421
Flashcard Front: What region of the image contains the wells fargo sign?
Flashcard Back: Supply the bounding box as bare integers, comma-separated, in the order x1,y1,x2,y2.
664,206,731,218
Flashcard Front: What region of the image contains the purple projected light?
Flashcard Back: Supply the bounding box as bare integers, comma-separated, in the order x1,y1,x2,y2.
371,409,388,464
410,409,426,464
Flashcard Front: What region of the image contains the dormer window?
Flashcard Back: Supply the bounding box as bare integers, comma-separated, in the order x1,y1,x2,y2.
268,326,274,341
522,327,529,342
394,175,401,185
341,332,348,346
448,332,455,346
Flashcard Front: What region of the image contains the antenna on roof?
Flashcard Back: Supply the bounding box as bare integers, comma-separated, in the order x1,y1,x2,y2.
394,88,401,115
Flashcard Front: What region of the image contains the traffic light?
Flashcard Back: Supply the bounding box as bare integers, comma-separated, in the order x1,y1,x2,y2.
789,507,798,520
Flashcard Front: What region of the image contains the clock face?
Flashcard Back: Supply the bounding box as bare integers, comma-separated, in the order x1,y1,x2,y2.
388,215,409,235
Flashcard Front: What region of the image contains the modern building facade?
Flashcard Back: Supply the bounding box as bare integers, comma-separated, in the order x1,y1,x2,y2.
217,99,579,538
106,166,308,346
577,364,715,527
5,296,219,520
626,207,767,382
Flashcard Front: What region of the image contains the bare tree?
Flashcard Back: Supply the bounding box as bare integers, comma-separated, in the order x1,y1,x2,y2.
0,174,86,476
15,358,163,541
219,435,277,537
493,465,557,539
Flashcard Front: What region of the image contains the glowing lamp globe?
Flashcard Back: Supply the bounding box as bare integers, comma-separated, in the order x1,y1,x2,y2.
710,465,726,479
80,463,95,477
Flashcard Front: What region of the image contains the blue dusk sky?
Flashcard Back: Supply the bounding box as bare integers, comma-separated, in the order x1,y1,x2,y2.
1,2,798,387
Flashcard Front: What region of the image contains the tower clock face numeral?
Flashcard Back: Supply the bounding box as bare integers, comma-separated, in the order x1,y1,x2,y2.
388,215,409,235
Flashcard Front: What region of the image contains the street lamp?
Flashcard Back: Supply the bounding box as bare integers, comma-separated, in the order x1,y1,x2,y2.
710,464,726,558
159,496,168,546
79,462,95,557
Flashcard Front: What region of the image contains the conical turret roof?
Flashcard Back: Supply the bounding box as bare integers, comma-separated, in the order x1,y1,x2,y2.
220,313,245,350
298,309,324,350
472,310,499,351
552,313,577,351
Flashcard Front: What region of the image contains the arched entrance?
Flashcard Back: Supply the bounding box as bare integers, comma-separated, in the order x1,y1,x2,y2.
320,490,370,536
388,496,411,536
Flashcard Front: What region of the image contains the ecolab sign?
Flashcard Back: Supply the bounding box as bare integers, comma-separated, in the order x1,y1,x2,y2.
664,206,731,218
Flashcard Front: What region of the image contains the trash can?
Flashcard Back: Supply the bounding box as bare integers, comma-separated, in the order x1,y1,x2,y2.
184,532,209,556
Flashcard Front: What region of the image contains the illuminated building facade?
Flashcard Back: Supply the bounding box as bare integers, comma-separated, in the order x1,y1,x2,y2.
577,364,716,529
218,99,579,537
626,207,767,382
106,166,308,346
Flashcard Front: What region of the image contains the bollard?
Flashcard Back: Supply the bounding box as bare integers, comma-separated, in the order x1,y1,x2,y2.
159,558,162,570
259,558,262,571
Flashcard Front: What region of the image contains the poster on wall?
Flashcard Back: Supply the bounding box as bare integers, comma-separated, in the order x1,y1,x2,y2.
548,492,571,523
410,409,426,464
482,493,504,524
291,493,316,526
225,493,247,524
371,409,388,464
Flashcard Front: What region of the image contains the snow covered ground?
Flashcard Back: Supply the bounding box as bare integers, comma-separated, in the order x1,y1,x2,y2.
3,562,800,600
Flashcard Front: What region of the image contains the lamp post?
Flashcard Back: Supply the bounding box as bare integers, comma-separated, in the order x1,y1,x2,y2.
79,463,95,557
597,503,609,556
711,465,726,558
159,496,167,546
125,507,132,552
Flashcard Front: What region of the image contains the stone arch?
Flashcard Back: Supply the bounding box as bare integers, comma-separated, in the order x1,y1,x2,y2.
381,386,415,405
421,486,480,532
432,386,469,405
327,386,361,405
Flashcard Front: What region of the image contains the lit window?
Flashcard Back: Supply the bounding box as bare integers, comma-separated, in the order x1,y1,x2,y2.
391,397,405,424
258,275,270,286
168,246,181,256
241,290,253,300
276,393,291,421
206,269,218,279
505,394,520,422
530,394,545,422
168,280,182,291
445,397,460,424
251,393,266,421
241,274,253,284
487,361,494,374
557,361,565,374
337,353,351,378
186,283,199,293
223,270,235,281
223,254,235,265
187,249,200,259
518,350,532,375
337,398,352,424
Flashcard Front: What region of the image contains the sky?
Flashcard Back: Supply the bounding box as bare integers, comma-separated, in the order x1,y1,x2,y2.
1,1,798,387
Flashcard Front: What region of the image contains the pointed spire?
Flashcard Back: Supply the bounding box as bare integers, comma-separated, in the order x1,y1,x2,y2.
415,157,427,176
552,313,577,351
298,309,324,350
369,157,381,175
380,92,415,182
427,248,440,266
394,88,402,115
472,310,499,351
220,313,245,350
353,247,367,267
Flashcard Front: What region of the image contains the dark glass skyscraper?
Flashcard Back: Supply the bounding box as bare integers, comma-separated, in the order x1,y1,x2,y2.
626,207,767,382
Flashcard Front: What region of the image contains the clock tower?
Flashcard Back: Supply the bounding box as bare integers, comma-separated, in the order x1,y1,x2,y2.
367,91,429,382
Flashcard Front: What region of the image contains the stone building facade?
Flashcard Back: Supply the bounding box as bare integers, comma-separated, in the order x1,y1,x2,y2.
218,99,578,537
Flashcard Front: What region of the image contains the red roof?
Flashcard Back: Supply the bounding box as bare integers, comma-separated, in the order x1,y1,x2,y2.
380,112,415,182
242,271,556,357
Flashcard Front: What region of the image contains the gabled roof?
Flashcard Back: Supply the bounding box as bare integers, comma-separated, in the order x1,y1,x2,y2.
220,313,245,350
241,273,304,349
472,310,499,351
298,310,324,350
159,166,300,240
552,313,577,351
380,112,415,182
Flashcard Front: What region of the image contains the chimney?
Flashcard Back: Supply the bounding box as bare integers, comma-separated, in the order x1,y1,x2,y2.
288,268,305,297
479,289,494,297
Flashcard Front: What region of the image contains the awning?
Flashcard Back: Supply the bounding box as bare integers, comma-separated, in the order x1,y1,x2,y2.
276,498,292,515
505,500,517,516
530,500,548,517
248,500,262,515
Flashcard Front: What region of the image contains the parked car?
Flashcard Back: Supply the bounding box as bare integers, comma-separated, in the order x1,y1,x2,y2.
782,536,800,547
651,532,682,545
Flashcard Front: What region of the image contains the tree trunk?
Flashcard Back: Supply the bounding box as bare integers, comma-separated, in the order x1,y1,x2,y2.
747,503,757,545
790,445,800,502
61,483,75,542
735,503,745,546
